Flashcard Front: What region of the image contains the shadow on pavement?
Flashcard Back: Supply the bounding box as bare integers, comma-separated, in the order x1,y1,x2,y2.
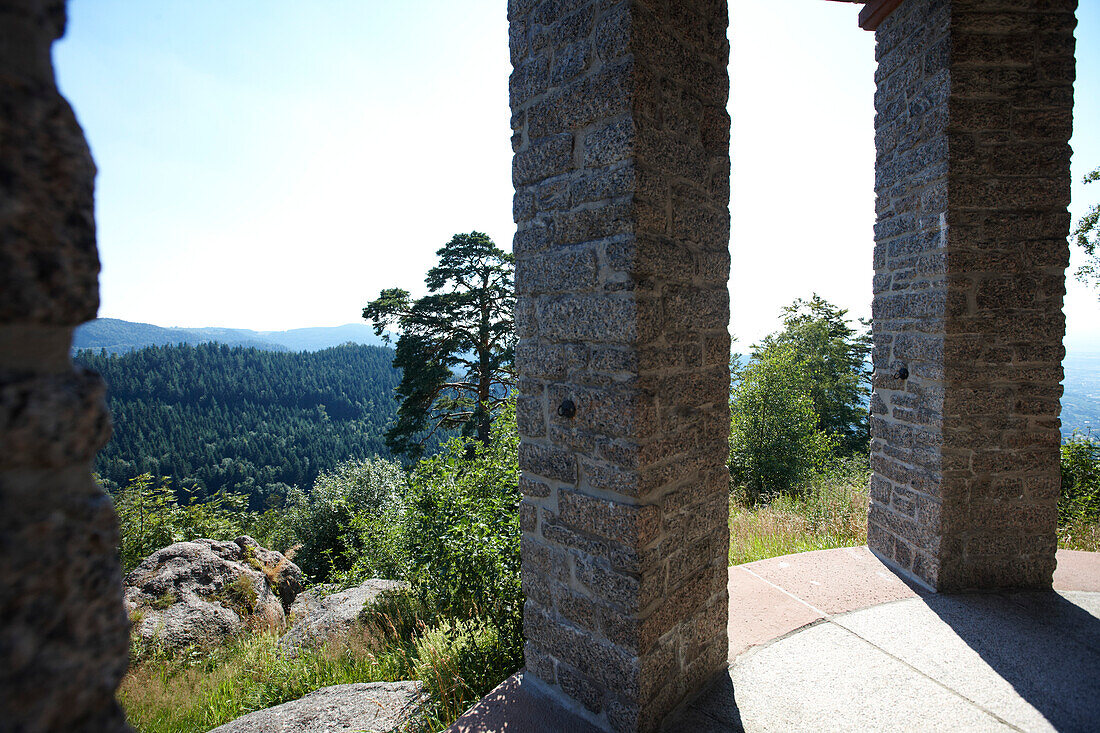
662,672,745,732
921,589,1100,731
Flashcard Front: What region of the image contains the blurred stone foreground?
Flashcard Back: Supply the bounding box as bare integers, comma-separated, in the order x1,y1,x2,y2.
0,0,131,728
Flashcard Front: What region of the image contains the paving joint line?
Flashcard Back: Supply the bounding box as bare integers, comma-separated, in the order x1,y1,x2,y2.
830,619,1026,732
737,566,829,617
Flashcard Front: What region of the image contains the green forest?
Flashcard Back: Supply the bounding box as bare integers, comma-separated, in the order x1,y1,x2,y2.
74,343,441,510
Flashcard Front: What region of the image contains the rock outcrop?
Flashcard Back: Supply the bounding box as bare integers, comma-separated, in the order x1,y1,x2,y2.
208,681,429,733
125,536,305,651
280,579,408,651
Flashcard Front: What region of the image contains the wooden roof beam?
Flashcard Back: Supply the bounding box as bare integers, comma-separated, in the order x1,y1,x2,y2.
823,0,904,31
858,0,904,30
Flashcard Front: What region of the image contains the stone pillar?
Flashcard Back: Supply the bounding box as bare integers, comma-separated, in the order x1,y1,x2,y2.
0,1,130,730
869,0,1075,591
510,1,730,730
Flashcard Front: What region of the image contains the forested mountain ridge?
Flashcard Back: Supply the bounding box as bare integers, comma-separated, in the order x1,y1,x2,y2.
75,343,414,509
74,318,387,354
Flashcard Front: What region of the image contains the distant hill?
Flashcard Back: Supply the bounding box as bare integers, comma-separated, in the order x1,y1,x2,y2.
253,324,388,352
1062,352,1100,438
74,318,387,354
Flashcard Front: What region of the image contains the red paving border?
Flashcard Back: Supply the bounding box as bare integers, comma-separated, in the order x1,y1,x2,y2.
447,547,1100,732
729,546,1100,659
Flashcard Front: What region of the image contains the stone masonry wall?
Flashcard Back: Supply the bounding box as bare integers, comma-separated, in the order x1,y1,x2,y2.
869,0,1075,590
0,1,131,729
509,0,730,730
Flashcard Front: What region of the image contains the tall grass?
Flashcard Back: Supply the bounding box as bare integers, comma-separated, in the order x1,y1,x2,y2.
729,454,1100,565
121,633,391,733
728,459,870,566
1059,513,1100,552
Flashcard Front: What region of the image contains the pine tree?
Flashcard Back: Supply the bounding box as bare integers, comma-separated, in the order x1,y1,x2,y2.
364,232,515,458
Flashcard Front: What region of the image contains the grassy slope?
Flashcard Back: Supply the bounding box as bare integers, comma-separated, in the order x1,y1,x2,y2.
727,465,869,566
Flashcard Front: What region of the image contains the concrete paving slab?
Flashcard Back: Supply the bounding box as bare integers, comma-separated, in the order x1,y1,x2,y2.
741,546,920,615
833,595,1100,732
682,622,1010,732
1053,549,1100,591
726,567,823,660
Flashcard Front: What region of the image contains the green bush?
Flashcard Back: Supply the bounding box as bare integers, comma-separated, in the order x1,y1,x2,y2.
402,404,522,649
1061,433,1100,521
413,617,514,720
108,473,249,572
282,457,408,580
729,344,836,500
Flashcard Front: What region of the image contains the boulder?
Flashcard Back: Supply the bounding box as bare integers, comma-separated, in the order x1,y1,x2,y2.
279,579,408,651
124,536,305,651
208,681,429,733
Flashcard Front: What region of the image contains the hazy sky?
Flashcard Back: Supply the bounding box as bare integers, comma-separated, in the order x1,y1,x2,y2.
54,1,1100,350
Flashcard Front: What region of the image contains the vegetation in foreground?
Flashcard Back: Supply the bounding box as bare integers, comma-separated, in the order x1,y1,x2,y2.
119,592,506,733
728,459,870,566
1060,432,1100,552
727,297,1100,565
729,433,1100,566
116,407,521,733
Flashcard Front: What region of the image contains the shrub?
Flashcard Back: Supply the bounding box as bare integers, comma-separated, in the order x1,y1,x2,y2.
108,473,249,572
218,574,258,618
282,457,408,580
402,404,522,649
729,345,836,500
1061,432,1100,520
1059,433,1100,551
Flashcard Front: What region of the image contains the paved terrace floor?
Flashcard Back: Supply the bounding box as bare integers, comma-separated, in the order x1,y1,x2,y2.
448,547,1100,732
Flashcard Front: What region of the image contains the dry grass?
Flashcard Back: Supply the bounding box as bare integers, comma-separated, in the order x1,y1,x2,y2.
262,544,301,587
243,543,302,589
729,464,869,566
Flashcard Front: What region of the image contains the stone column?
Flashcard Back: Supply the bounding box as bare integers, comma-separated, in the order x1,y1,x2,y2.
869,0,1076,590
510,1,730,730
0,1,130,730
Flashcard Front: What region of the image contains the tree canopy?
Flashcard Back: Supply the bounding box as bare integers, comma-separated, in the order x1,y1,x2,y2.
729,343,836,499
1072,165,1100,297
730,295,871,497
75,342,420,509
753,295,872,453
363,232,515,458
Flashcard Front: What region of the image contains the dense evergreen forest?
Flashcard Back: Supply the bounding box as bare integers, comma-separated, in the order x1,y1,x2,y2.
75,343,418,510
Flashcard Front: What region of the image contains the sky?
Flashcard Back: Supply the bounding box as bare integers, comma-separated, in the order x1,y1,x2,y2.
54,0,1100,351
